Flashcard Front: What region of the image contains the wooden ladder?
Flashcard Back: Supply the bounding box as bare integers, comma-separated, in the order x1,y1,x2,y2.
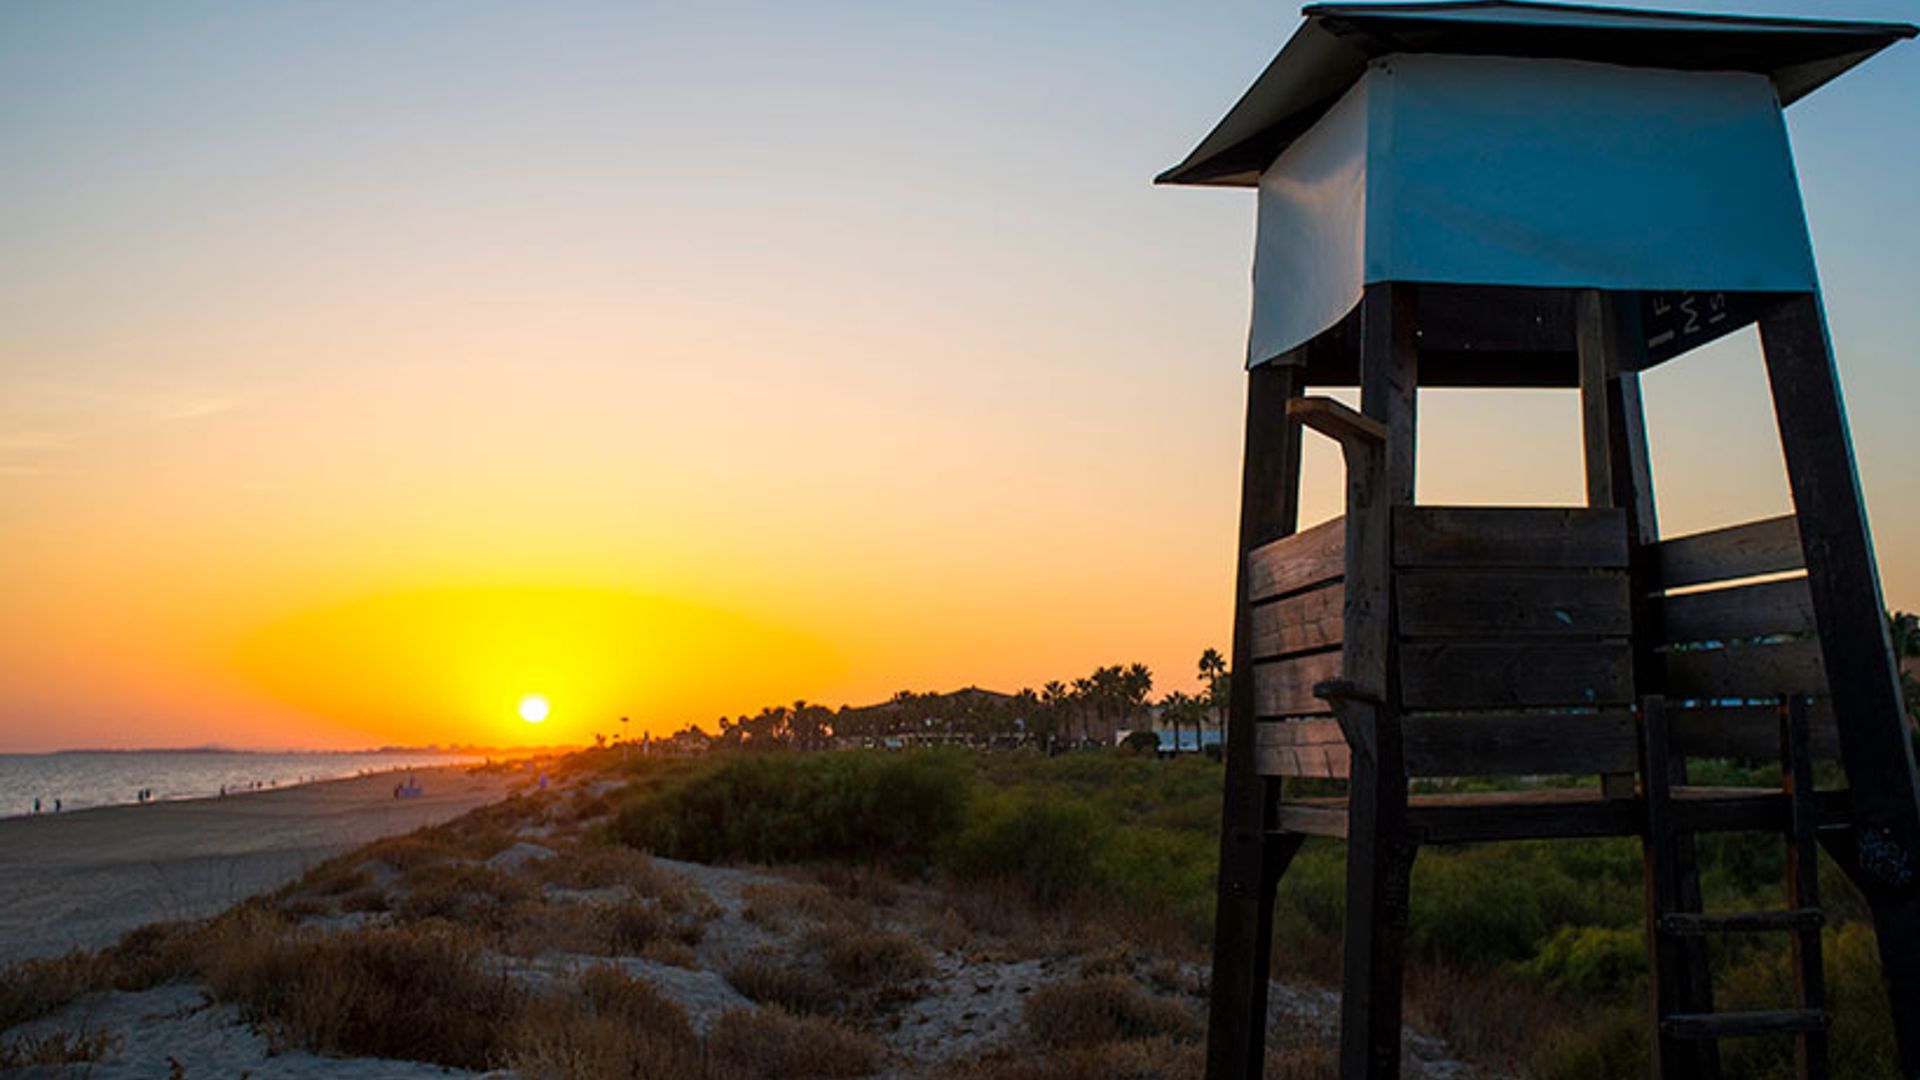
1640,695,1830,1080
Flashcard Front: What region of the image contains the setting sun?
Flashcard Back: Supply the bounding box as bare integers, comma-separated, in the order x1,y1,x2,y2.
518,694,550,724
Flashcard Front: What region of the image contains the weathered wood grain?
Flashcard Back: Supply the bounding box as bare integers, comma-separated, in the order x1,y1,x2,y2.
1246,517,1345,603
1402,709,1637,776
1661,639,1827,700
1397,570,1631,638
1393,507,1629,569
1250,583,1343,658
1398,641,1634,710
1254,719,1351,778
1252,649,1342,717
1657,575,1816,644
1655,514,1803,589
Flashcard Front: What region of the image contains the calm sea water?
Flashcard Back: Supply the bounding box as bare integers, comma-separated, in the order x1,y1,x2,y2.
0,750,481,818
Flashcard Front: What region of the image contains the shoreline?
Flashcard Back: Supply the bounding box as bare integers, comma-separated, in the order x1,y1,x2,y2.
0,763,523,964
0,750,497,821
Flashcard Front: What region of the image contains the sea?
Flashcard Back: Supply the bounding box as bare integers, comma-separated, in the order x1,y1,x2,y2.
0,749,482,819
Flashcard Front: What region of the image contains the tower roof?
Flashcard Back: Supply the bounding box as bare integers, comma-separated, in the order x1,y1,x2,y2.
1159,2,1915,187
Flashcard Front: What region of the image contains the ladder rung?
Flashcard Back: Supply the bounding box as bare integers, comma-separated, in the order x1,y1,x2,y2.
1658,909,1825,936
1661,1009,1828,1039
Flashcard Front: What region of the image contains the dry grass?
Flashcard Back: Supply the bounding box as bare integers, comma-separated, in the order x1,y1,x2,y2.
706,1006,886,1078
740,882,858,929
1022,976,1201,1049
394,861,539,931
533,843,678,893
504,965,703,1080
724,954,841,1014
815,927,934,989
196,913,525,1069
941,1036,1206,1080
0,1026,123,1069
0,951,106,1030
640,939,700,969
810,863,903,908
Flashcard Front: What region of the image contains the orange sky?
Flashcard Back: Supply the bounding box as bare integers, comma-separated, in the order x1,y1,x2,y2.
3,3,1916,751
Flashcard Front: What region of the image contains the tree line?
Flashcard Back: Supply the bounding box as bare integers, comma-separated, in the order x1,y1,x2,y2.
648,648,1234,753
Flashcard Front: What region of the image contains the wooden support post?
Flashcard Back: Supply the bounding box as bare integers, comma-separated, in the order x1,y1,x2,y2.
1581,291,1720,1077
1783,696,1829,1080
1578,290,1641,803
1337,282,1416,1080
1206,359,1304,1080
1759,293,1920,1077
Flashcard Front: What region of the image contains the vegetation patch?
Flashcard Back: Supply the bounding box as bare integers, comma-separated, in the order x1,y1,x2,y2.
705,1006,886,1079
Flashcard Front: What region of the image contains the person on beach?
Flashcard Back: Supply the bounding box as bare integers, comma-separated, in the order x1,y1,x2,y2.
54,798,61,812
33,798,40,814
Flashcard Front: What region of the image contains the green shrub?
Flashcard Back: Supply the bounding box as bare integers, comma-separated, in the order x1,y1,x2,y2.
612,751,969,870
1524,925,1645,1001
949,793,1102,907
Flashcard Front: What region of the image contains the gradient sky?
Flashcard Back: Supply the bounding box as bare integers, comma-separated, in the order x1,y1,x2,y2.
2,1,1915,751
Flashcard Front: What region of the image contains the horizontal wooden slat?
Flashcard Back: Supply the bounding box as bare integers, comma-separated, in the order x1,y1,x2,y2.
1661,1009,1827,1039
1394,507,1628,569
1252,649,1342,717
1247,517,1345,602
1251,583,1343,658
1272,787,1854,844
1655,513,1803,589
1398,570,1630,638
1662,639,1827,700
1254,719,1351,778
1402,710,1637,777
1399,641,1634,710
1668,701,1840,760
1657,575,1815,644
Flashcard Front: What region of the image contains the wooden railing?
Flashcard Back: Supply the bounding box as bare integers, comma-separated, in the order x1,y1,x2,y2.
1651,514,1838,759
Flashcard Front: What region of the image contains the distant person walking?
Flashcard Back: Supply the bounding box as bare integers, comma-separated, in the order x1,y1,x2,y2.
33,797,41,814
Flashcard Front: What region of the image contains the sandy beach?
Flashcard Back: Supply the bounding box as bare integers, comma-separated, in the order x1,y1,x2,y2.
0,764,519,964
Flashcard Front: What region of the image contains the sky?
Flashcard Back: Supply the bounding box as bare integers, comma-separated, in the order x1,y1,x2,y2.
2,1,1916,752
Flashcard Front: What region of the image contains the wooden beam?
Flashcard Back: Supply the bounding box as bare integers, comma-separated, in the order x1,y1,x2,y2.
1207,361,1303,1080
1578,289,1616,509
1340,282,1414,1080
1760,293,1920,1076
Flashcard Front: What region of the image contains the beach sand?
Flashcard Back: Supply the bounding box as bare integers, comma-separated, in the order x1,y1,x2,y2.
0,764,519,963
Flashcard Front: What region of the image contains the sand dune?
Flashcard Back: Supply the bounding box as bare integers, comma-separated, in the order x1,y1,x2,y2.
0,765,519,963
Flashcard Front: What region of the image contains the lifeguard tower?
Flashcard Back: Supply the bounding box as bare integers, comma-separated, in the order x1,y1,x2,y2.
1158,4,1920,1077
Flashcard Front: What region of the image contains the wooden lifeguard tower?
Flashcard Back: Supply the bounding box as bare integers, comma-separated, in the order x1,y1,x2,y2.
1158,4,1920,1077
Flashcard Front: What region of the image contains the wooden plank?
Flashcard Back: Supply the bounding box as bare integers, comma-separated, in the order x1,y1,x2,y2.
1272,801,1348,839
1662,639,1827,700
1250,583,1343,659
1658,575,1816,644
1662,1010,1828,1039
1402,709,1637,777
1254,719,1351,778
1252,650,1342,717
1668,702,1841,761
1398,642,1634,710
1655,514,1803,589
1578,289,1616,509
1394,506,1629,569
1246,517,1345,602
1397,570,1630,638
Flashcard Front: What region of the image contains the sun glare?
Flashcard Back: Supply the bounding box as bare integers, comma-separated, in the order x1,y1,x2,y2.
518,694,549,724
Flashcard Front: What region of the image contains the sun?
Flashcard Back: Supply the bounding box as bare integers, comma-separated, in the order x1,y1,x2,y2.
517,694,550,724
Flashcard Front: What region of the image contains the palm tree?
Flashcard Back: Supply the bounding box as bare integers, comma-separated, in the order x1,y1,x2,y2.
1198,647,1228,740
